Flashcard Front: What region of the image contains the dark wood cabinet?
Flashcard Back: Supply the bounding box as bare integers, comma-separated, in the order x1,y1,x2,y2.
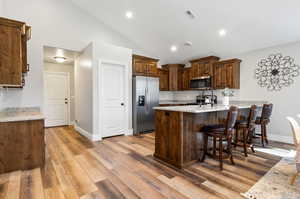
190,56,220,78
0,17,31,87
213,59,241,89
161,64,185,91
132,54,159,77
0,120,45,174
181,67,191,90
158,68,169,91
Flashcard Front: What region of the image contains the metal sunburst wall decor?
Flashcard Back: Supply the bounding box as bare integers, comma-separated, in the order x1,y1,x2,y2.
255,53,300,91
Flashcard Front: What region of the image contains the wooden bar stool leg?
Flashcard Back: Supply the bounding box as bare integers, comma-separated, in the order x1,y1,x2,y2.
200,134,208,162
219,136,223,170
213,136,217,158
264,124,269,145
228,136,235,165
234,129,238,148
243,128,248,157
261,124,265,147
290,172,299,185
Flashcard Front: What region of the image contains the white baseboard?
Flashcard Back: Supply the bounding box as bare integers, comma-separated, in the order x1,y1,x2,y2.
74,124,102,141
268,134,294,144
125,128,133,136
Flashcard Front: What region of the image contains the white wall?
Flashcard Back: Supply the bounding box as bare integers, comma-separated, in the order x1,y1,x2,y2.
75,43,94,136
0,0,4,15
44,62,75,122
0,0,148,111
74,42,132,140
161,42,300,143
93,42,133,139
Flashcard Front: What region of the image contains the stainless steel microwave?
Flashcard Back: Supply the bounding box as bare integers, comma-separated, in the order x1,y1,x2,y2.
190,76,212,90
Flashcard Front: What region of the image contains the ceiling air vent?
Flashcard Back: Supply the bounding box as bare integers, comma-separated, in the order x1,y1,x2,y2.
186,10,195,19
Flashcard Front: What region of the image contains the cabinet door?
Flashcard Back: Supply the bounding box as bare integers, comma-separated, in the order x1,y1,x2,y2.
133,60,147,75
191,63,199,78
0,24,22,86
158,69,169,91
147,63,158,76
203,62,212,76
177,69,183,91
225,63,234,88
213,64,224,89
182,68,191,90
168,66,178,91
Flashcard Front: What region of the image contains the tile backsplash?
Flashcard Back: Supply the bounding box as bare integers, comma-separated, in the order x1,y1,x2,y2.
160,89,241,102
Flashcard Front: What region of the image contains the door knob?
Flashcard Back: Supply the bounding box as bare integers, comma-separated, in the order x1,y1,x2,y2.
121,103,125,106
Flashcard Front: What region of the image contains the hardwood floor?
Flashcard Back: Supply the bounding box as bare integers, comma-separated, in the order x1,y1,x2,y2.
0,126,290,199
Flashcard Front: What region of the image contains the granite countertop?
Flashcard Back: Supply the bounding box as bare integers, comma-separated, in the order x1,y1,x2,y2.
159,100,197,105
154,101,267,113
0,107,44,122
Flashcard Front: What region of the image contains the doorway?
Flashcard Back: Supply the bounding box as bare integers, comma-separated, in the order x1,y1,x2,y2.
99,60,128,138
43,46,78,127
44,72,70,127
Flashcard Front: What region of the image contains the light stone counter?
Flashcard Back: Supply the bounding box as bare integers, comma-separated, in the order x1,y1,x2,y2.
0,107,44,122
154,101,267,113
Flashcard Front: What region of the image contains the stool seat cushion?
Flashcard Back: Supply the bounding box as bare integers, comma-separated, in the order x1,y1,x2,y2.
201,124,225,133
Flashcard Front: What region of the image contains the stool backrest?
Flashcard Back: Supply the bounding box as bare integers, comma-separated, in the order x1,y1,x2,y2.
261,104,273,122
225,106,239,132
248,105,258,128
286,116,300,147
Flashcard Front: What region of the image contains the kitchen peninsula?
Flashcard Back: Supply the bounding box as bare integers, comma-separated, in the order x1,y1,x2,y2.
153,102,265,169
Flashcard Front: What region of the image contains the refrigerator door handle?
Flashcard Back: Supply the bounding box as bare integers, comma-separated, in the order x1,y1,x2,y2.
145,87,149,114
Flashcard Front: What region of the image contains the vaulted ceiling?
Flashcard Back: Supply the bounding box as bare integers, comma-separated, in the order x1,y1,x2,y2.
70,0,300,64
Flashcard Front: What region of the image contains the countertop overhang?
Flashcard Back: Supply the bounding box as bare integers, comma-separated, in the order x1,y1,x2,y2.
154,101,267,113
0,107,44,122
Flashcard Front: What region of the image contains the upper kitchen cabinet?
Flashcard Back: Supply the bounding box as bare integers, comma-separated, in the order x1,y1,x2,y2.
181,67,191,90
189,56,220,78
158,68,169,91
213,59,241,89
0,17,31,87
132,54,159,77
162,64,185,91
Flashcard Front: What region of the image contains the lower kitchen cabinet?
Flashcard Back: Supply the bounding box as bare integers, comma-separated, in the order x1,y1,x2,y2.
0,120,45,174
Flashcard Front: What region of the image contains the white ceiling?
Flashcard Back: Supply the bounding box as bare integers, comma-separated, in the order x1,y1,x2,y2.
44,46,79,65
70,0,300,64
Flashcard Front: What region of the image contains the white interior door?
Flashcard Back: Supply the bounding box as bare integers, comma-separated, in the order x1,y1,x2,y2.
101,62,126,138
44,72,70,127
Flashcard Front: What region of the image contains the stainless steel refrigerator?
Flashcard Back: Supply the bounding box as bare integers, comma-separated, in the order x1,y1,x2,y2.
133,76,159,135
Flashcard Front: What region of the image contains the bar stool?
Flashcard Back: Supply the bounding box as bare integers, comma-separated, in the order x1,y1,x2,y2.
199,106,239,170
234,105,258,157
254,104,273,147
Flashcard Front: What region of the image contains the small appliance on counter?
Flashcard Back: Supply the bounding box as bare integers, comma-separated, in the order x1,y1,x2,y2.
196,90,217,106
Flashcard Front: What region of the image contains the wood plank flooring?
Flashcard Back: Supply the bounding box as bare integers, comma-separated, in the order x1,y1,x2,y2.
0,126,288,199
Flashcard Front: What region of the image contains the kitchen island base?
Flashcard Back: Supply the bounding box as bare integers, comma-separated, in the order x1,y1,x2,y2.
154,108,252,169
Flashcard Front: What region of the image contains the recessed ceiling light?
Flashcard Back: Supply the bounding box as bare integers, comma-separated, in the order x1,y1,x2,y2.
170,45,178,52
125,11,133,19
219,29,227,37
54,56,67,63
